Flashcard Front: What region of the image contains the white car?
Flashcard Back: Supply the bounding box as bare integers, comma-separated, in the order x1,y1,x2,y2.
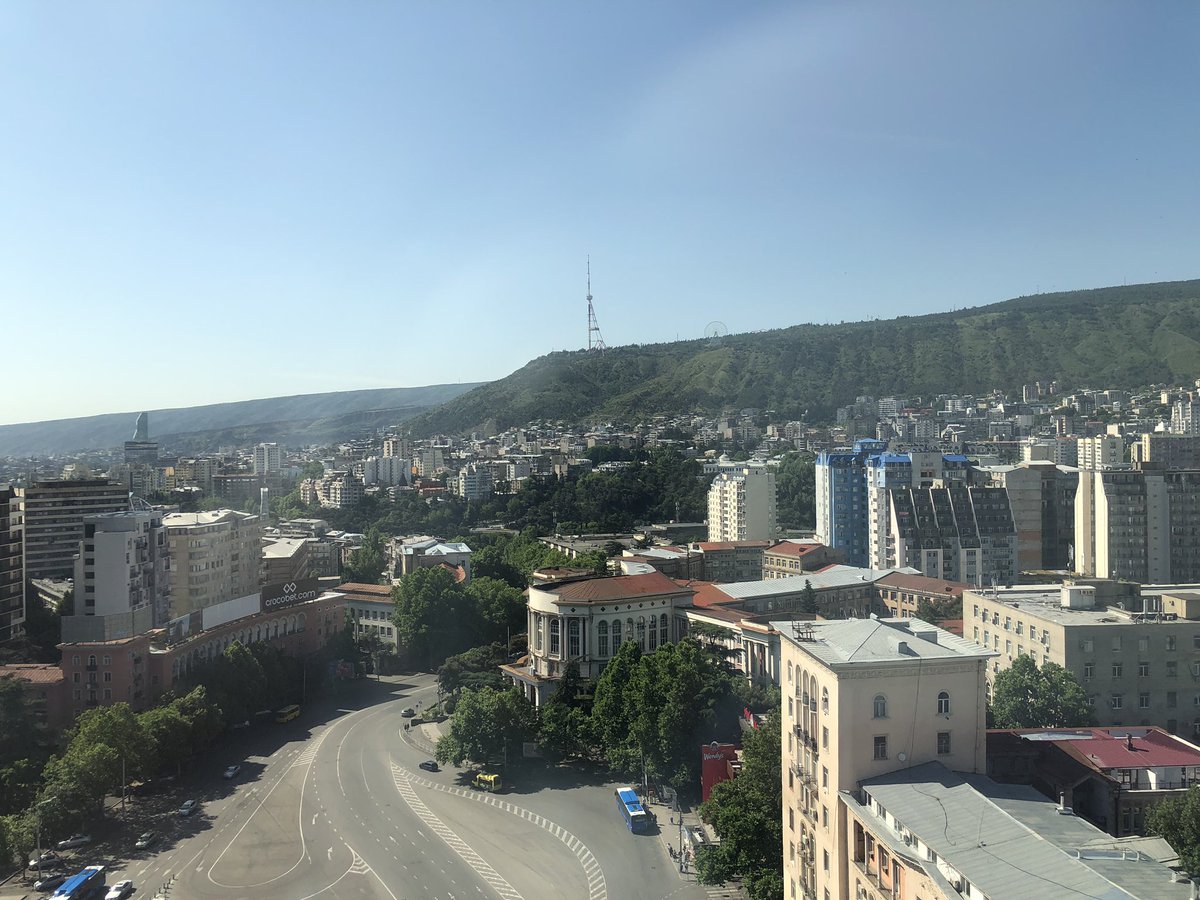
223,764,241,779
178,799,199,817
55,834,92,850
105,880,134,900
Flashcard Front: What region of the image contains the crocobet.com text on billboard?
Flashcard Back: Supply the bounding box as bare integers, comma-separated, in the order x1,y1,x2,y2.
261,578,320,611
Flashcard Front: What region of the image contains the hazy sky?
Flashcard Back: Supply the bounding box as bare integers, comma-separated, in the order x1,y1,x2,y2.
3,1,1198,425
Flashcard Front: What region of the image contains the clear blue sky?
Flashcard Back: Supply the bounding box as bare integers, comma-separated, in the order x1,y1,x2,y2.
3,1,1198,425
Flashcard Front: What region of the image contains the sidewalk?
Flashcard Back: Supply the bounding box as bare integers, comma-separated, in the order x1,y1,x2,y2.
642,792,746,900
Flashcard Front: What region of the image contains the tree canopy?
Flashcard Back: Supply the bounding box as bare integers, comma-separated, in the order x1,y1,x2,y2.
435,687,538,768
697,710,783,900
989,655,1093,728
1148,786,1200,875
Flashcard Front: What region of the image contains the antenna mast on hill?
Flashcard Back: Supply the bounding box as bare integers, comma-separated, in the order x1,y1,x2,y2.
586,257,606,352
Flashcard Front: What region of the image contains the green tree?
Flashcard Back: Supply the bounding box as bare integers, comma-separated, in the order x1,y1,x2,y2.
775,453,815,531
139,704,193,775
798,580,818,615
344,527,387,584
915,597,959,625
697,710,783,900
590,640,643,775
1148,786,1200,875
393,567,478,669
464,577,526,643
989,655,1093,728
437,644,508,695
435,687,537,768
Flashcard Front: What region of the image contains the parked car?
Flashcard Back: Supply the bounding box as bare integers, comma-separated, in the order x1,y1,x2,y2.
55,834,92,850
105,880,135,899
418,760,439,772
231,719,250,729
29,851,63,868
178,799,199,817
135,831,157,850
33,873,67,892
223,764,242,779
401,708,416,718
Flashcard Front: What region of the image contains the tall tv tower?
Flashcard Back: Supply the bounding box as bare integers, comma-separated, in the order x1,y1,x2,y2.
586,257,606,352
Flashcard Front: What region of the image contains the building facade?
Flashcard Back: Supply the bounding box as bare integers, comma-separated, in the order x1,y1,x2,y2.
762,541,843,579
0,487,23,644
707,464,778,543
19,480,130,581
163,509,262,618
503,571,694,706
73,510,169,623
779,616,993,900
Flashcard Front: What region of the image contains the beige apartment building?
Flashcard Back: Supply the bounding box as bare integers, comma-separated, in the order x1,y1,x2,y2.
163,509,261,618
707,464,778,542
966,583,1200,736
779,613,1194,900
779,616,994,900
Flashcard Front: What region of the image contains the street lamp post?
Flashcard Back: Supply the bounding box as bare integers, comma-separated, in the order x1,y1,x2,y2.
33,796,57,881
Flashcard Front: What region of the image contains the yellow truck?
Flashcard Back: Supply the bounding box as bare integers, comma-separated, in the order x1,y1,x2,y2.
473,772,502,792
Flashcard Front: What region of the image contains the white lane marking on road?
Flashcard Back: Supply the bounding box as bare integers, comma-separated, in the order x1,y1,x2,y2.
397,764,609,900
312,813,318,825
391,763,523,900
327,846,333,860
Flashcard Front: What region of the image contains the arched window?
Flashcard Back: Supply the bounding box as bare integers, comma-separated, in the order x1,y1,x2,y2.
648,617,658,652
636,616,646,651
659,613,668,645
937,691,951,715
88,655,96,668
788,661,794,683
626,618,635,646
549,619,560,656
598,621,609,658
873,694,888,719
298,613,306,631
612,619,622,645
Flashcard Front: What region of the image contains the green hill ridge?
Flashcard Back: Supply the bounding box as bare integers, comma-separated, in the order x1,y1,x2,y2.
407,279,1200,436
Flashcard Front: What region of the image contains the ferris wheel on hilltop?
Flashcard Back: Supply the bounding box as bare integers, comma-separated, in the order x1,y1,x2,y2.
704,321,728,342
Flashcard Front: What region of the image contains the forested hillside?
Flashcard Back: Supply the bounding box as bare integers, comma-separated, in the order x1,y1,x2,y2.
407,279,1200,435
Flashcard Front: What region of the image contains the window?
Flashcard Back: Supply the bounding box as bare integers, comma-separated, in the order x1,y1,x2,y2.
102,655,111,666
789,807,794,830
1139,636,1150,653
1029,626,1037,641
1194,634,1200,650
103,672,112,683
1083,662,1094,679
1016,621,1024,635
103,689,111,700
822,766,828,788
72,672,80,684
1005,640,1012,656
636,616,646,651
1004,617,1011,631
648,615,658,652
597,621,608,658
787,661,793,682
88,655,96,667
549,619,560,655
612,619,622,645
1167,635,1177,651
1168,691,1178,708
1169,661,1179,677
873,695,888,719
822,726,829,749
568,619,581,658
1112,635,1122,652
1139,662,1150,677
659,613,668,645
873,736,888,760
1140,692,1151,710
1111,694,1123,710
1081,638,1094,652
823,849,829,871
1113,662,1124,678
992,613,999,625
937,732,951,755
937,691,951,715
72,655,80,666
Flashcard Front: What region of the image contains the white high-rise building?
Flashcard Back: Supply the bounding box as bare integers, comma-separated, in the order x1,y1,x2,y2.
74,510,169,624
1077,434,1124,470
454,464,494,501
707,464,777,542
362,456,410,487
253,443,282,476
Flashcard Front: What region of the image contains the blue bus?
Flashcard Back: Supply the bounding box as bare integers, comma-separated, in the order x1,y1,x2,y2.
52,865,105,899
615,787,650,833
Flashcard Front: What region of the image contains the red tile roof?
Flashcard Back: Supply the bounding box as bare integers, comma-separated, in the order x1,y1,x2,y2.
766,542,825,557
686,581,743,608
874,571,969,597
1000,727,1200,771
694,541,771,551
546,571,690,603
337,582,393,596
0,663,65,686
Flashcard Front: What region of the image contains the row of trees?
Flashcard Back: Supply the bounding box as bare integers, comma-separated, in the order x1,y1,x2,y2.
0,686,222,867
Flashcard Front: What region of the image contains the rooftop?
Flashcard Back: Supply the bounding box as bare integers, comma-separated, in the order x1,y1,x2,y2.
968,585,1200,627
773,615,993,667
0,663,65,686
693,541,771,552
765,540,826,558
1000,727,1200,771
716,565,904,600
262,537,308,559
856,762,1193,900
163,509,257,528
874,570,969,597
541,571,691,603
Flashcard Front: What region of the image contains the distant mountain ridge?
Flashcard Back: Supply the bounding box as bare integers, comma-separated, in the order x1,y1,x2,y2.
0,384,484,457
405,279,1200,436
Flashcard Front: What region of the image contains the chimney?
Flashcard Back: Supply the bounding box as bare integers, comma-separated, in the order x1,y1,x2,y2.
1127,733,1135,752
1058,792,1066,811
